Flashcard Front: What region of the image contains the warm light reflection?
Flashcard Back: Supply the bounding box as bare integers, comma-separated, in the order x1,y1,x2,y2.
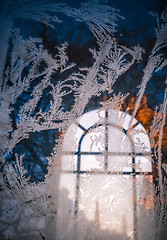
58,109,154,239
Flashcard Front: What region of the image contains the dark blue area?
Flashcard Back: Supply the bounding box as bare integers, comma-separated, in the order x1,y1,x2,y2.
6,129,59,182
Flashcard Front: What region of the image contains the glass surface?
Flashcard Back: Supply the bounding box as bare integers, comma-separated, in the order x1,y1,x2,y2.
80,155,105,171
79,175,134,237
136,175,155,239
60,109,153,239
81,126,105,152
108,110,137,130
59,173,76,201
61,155,77,171
108,126,132,153
108,156,132,172
62,123,84,152
77,110,105,129
56,173,76,238
135,156,152,172
130,123,151,153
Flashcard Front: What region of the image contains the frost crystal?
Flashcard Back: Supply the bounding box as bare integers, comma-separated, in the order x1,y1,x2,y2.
0,1,167,240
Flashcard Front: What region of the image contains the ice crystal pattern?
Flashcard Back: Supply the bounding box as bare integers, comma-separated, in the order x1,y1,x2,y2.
0,1,167,240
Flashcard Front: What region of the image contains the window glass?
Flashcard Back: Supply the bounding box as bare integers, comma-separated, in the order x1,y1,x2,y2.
62,123,84,152
59,109,153,239
81,126,105,152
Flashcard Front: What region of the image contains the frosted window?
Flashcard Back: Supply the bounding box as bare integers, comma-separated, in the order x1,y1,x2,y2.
59,109,153,239
108,126,131,152
61,155,77,171
77,110,105,129
130,123,151,153
80,155,105,171
135,156,152,172
108,156,132,172
62,123,84,151
79,175,133,235
81,126,105,152
108,110,137,130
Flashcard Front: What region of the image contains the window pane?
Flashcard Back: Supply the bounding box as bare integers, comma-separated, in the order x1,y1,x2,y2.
135,156,152,172
122,113,138,131
77,110,105,129
108,156,132,172
79,175,134,237
80,155,105,171
130,123,151,153
60,109,153,239
108,126,132,153
81,126,105,152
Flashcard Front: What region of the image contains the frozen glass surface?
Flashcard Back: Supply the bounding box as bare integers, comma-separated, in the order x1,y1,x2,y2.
81,126,105,152
122,113,138,131
136,175,155,239
130,123,151,153
59,173,76,201
60,109,153,239
79,175,134,236
62,123,84,151
135,156,152,172
108,126,132,153
77,110,105,129
61,155,77,171
108,110,137,130
56,173,76,238
80,155,104,171
108,156,132,172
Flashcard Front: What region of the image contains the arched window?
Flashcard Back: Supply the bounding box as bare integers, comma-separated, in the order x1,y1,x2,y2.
57,108,154,239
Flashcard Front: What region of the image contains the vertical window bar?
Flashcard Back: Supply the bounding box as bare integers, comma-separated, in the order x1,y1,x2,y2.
75,137,82,217
74,173,80,217
132,153,138,240
105,107,109,170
